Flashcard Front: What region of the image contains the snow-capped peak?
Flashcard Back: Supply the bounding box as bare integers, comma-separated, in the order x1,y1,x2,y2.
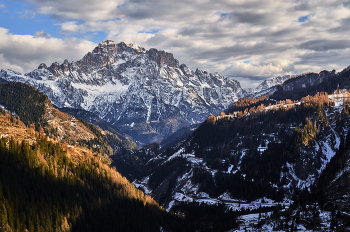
124,42,145,53
0,40,246,145
99,40,116,46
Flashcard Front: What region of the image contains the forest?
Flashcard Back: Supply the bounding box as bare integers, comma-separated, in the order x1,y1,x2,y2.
142,91,340,205
0,133,190,231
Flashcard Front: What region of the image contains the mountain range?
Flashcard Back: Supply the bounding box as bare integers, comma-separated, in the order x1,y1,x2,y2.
0,40,287,146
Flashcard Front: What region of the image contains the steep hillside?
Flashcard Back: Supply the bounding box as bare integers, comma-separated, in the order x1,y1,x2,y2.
0,40,246,145
239,108,350,231
134,91,350,211
0,81,138,159
57,107,134,143
0,129,183,232
159,123,200,151
271,67,350,101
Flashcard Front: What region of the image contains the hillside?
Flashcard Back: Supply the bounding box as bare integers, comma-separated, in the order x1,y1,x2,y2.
57,107,134,143
133,86,350,229
1,81,138,154
0,81,191,231
130,62,350,230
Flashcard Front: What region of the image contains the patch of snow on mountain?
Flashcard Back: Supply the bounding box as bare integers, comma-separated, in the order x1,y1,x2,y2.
174,192,193,202
133,176,152,194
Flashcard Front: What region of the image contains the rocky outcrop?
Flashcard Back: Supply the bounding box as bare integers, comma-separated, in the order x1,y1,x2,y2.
246,75,291,98
283,70,336,91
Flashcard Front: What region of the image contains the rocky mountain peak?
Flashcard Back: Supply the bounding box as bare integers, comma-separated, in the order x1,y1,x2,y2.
0,40,246,144
180,64,192,77
99,40,116,46
122,42,145,53
147,48,179,68
38,63,47,69
49,62,62,72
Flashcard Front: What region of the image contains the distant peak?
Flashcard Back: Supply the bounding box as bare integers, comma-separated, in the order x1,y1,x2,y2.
98,40,116,46
38,63,47,69
119,41,145,53
125,42,140,49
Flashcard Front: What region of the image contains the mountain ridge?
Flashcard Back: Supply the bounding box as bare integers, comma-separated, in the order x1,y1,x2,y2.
0,40,247,145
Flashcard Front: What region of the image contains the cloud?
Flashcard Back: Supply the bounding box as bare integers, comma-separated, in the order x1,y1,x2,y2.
0,27,96,73
227,11,274,25
34,31,52,38
299,39,350,51
0,3,7,12
224,60,294,79
21,0,125,21
3,0,350,87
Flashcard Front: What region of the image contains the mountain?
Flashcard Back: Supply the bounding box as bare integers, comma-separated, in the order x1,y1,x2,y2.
0,40,246,145
3,40,350,230
244,75,291,98
134,92,341,207
283,70,336,91
0,77,7,84
133,66,350,211
0,81,138,156
130,65,350,230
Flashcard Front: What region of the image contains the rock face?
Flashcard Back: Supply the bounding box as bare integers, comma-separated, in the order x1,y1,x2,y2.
283,70,336,91
246,75,291,98
0,40,246,145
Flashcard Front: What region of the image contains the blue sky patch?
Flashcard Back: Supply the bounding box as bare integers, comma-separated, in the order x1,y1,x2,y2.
298,14,311,22
138,29,161,34
0,0,60,37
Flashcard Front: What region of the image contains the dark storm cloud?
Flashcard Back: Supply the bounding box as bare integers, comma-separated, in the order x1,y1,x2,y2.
343,1,350,8
291,2,312,11
227,11,274,25
299,39,350,51
197,42,291,61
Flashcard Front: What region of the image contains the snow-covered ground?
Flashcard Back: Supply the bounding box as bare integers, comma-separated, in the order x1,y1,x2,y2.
230,208,332,231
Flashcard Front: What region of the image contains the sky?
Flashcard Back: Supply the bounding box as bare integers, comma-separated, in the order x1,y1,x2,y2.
1,0,350,88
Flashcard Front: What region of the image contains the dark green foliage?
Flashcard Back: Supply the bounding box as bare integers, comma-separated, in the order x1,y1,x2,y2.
160,124,200,151
172,202,278,232
76,117,138,156
313,122,350,208
183,93,331,201
105,133,138,151
192,168,215,195
0,137,187,232
148,157,189,190
111,143,161,181
0,82,48,127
